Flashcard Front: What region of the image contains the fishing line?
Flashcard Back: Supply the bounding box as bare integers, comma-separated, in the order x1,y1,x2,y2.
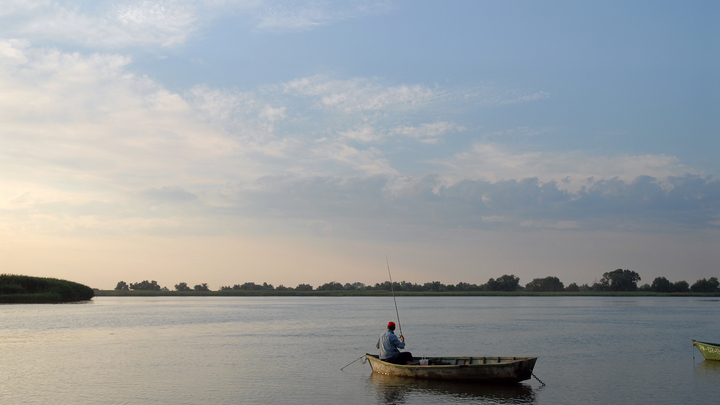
386,256,403,338
340,355,366,371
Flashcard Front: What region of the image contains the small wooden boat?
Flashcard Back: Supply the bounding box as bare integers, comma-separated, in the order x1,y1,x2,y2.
365,354,537,382
692,339,720,361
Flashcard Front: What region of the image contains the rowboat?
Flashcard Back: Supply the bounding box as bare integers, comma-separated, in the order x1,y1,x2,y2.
365,354,537,382
692,339,720,361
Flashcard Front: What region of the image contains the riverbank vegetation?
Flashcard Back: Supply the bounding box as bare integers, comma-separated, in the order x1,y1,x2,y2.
0,274,95,303
105,269,720,297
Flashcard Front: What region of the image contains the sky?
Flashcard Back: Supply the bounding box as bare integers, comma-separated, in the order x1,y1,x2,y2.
1,0,718,290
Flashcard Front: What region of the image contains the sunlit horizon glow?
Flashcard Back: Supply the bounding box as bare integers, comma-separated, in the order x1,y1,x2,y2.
1,1,718,290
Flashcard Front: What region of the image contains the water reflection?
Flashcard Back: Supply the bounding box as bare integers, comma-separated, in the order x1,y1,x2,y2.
367,373,536,404
695,360,720,375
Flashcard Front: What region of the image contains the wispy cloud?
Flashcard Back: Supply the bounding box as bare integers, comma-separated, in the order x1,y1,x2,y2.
1,1,201,48
0,1,392,48
483,126,554,138
338,125,385,143
391,121,464,144
253,0,393,32
141,186,199,202
338,121,463,144
283,75,439,113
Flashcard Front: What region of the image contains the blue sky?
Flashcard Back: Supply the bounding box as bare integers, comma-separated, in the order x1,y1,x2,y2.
0,0,718,289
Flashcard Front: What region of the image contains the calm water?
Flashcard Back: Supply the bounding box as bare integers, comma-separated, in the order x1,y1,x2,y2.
1,296,719,404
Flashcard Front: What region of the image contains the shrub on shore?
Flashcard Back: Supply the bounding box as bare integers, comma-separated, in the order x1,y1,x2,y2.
0,274,94,303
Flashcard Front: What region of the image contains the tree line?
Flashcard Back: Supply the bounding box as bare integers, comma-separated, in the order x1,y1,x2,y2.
114,270,720,293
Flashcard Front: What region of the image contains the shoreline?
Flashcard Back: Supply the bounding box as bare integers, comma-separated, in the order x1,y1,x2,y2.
93,290,720,297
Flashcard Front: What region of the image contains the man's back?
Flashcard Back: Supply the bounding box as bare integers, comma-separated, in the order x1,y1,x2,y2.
376,330,404,359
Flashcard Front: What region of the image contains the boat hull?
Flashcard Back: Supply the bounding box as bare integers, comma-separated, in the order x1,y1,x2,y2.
693,340,720,361
365,354,537,382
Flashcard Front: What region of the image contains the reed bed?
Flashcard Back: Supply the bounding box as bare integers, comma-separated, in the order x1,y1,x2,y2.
0,274,94,303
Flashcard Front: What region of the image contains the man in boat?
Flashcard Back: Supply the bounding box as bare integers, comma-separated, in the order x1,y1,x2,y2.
376,321,413,364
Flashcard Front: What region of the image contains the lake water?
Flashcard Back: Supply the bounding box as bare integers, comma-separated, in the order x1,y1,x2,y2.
1,296,719,404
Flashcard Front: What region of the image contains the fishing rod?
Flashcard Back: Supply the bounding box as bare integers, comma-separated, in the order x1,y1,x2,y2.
386,256,403,338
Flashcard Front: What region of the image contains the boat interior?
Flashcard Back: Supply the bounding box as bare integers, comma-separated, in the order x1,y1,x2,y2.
411,357,524,366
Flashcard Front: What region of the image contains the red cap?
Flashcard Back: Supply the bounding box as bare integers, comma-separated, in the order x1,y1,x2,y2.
387,321,396,329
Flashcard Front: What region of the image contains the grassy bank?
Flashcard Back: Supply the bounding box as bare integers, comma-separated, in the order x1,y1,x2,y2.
0,274,95,303
94,290,720,297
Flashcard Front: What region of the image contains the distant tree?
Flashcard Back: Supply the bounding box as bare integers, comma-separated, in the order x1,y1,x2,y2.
690,277,720,293
650,277,672,292
565,283,580,292
454,282,477,291
175,282,192,292
526,276,564,292
275,284,292,291
193,283,210,291
129,280,161,291
400,281,424,291
371,281,409,291
219,285,232,291
485,275,520,292
649,277,689,293
638,283,652,292
260,282,274,290
115,281,129,291
295,283,313,291
578,283,592,292
673,280,690,293
371,281,384,290
237,282,262,290
599,269,641,291
317,281,344,291
423,281,446,292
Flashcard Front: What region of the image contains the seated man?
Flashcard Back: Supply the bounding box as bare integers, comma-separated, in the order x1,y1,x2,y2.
376,321,413,364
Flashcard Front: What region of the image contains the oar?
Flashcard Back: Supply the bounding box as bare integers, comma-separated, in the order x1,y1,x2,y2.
386,256,403,338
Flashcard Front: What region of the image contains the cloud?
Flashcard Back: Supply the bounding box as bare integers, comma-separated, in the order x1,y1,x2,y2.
231,173,720,233
186,85,288,146
0,1,201,48
338,125,385,143
460,84,550,106
0,1,392,48
110,0,198,46
483,126,554,138
435,143,695,192
338,121,465,144
391,121,463,144
283,75,439,113
141,186,199,202
501,91,549,104
253,0,393,33
0,41,241,223
308,140,397,176
1,42,715,241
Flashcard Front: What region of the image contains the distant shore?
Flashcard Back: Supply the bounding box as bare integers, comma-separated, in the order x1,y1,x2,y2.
94,290,720,297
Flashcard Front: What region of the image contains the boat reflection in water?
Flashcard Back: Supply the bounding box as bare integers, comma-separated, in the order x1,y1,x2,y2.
367,372,537,404
695,358,720,375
